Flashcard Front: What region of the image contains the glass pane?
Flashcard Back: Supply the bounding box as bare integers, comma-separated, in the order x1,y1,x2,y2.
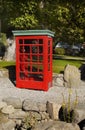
39,46,43,53
39,39,43,44
19,46,25,53
20,72,25,79
32,64,38,72
28,74,43,81
32,46,38,53
19,39,23,44
39,55,43,62
24,46,30,53
39,65,43,72
28,65,30,72
28,55,30,62
32,55,38,62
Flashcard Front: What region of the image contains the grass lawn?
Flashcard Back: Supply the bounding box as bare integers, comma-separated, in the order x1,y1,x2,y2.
0,58,83,74
53,59,83,73
0,61,15,69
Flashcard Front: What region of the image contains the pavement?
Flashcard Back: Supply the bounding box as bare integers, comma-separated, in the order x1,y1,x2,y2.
0,78,85,110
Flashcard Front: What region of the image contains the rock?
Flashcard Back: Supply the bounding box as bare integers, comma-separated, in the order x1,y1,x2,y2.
32,121,80,130
0,112,8,123
2,97,22,109
37,102,46,112
0,69,9,78
46,121,80,130
26,111,42,121
0,101,7,109
0,119,16,130
46,101,61,120
1,105,15,114
64,64,81,88
31,120,54,130
22,99,39,111
53,73,64,87
75,108,85,123
9,109,26,119
40,112,50,120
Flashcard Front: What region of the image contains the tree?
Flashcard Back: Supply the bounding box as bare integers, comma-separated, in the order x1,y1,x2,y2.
0,0,39,31
9,1,38,29
36,0,85,44
0,0,85,44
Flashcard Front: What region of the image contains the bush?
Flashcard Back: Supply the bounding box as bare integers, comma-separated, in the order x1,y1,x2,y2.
55,47,65,55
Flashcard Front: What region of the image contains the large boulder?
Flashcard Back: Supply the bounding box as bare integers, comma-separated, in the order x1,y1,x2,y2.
64,64,81,88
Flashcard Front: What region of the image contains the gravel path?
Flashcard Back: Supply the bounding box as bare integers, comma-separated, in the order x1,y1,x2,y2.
0,78,85,109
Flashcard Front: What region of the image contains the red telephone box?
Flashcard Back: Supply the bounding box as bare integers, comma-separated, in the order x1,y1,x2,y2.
12,30,54,91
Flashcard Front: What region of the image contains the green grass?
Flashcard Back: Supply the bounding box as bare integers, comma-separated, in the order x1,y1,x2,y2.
53,59,83,73
0,58,83,74
0,61,15,69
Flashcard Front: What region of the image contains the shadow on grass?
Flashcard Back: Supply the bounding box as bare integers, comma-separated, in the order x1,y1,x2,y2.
5,65,16,85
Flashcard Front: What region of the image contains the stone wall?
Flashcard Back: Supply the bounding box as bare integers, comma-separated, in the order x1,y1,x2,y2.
0,97,85,130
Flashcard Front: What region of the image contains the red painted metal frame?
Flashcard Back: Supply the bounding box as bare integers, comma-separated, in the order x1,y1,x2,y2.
15,35,53,91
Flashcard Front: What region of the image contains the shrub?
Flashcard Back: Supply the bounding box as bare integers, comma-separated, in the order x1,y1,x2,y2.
55,47,65,55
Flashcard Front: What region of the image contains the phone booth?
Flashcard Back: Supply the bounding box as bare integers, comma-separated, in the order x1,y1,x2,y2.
12,30,54,91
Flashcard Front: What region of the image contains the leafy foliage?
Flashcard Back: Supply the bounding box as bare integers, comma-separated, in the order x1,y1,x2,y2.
55,47,65,55
0,0,85,43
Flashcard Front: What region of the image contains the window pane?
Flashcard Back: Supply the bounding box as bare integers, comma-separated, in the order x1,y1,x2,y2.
19,39,23,44
39,65,43,72
39,55,43,62
32,64,38,72
32,55,38,62
32,46,38,53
